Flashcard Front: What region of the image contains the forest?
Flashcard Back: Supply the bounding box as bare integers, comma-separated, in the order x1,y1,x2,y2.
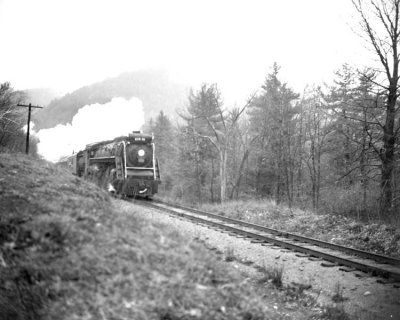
1,0,399,221
145,62,397,220
145,0,400,221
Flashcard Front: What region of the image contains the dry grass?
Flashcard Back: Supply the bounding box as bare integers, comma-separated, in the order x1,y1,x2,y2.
331,282,348,303
320,305,351,320
256,264,284,288
0,152,111,320
2,152,330,320
224,246,237,262
200,199,400,258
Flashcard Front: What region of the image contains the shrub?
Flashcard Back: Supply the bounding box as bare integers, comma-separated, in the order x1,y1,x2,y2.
319,183,381,220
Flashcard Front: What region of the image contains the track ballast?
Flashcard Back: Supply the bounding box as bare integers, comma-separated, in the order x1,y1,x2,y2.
137,199,400,284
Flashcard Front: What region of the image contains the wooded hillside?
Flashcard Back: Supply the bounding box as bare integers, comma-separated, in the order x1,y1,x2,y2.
32,69,188,130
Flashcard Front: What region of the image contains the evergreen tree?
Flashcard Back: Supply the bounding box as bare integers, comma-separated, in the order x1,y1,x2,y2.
145,111,176,196
248,63,299,205
178,84,223,203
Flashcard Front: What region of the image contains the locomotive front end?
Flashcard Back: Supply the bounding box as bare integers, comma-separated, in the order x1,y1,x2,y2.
113,132,161,197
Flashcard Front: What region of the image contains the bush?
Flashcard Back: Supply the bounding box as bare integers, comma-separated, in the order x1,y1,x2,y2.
318,183,381,220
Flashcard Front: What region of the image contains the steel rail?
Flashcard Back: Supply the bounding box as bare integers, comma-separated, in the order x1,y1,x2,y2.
142,201,400,282
153,200,400,266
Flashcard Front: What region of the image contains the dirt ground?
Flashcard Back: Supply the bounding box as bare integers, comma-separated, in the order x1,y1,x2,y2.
131,200,400,320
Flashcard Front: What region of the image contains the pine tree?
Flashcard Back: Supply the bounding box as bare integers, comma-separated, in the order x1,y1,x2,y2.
248,63,299,205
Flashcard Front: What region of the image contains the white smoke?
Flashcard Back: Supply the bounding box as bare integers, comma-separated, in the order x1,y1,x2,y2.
36,97,145,162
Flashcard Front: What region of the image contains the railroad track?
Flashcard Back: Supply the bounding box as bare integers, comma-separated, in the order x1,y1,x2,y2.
139,199,400,284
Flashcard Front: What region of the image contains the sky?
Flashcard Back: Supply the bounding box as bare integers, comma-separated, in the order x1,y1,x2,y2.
0,0,371,106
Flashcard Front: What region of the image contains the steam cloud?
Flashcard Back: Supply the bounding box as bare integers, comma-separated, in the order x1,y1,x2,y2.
36,97,145,162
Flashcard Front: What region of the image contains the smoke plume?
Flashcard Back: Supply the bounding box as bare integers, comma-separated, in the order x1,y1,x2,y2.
36,97,145,162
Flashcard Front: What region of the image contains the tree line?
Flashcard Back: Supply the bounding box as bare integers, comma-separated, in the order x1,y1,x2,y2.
0,82,39,154
146,0,400,219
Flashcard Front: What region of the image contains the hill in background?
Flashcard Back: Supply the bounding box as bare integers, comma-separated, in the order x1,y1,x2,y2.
23,87,63,108
32,69,188,130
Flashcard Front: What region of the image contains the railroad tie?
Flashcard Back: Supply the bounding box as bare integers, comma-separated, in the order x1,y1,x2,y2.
321,261,339,267
295,254,310,258
250,240,266,244
308,257,323,262
339,266,356,272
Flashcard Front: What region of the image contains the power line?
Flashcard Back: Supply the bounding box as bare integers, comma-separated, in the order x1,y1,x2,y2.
17,103,43,154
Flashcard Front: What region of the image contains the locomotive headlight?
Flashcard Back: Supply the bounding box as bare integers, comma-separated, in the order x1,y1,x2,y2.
138,149,145,157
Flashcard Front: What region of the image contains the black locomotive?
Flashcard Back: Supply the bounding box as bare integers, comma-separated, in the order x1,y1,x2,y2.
59,132,161,197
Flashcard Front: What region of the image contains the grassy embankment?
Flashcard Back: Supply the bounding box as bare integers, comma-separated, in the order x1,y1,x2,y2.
199,200,400,258
0,152,341,320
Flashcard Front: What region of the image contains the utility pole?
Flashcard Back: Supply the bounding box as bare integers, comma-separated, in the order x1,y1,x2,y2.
17,103,43,154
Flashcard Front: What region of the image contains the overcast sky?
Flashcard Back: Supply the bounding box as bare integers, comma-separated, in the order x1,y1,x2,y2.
0,0,371,105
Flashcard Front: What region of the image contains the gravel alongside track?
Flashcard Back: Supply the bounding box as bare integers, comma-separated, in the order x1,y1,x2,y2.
123,199,400,319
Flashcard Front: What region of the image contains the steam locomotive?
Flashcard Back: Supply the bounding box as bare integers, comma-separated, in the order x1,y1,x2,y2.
59,132,161,197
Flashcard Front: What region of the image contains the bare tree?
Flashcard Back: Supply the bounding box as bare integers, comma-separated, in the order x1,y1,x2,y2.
0,83,28,151
228,116,257,200
200,93,256,202
180,84,255,203
353,0,400,215
302,87,333,212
